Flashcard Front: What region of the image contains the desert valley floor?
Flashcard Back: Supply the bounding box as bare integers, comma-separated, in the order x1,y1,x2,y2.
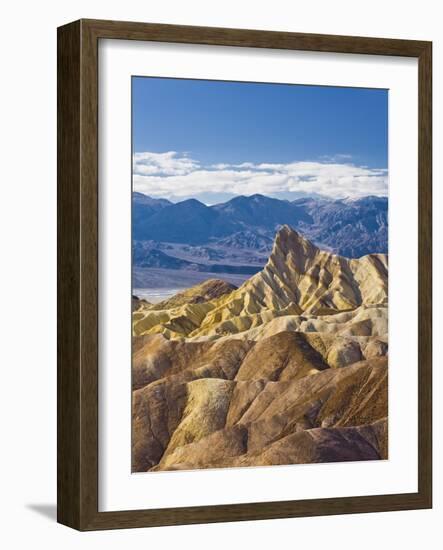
131,226,388,472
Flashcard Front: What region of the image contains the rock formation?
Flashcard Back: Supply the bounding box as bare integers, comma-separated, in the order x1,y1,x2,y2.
132,226,388,472
133,226,387,339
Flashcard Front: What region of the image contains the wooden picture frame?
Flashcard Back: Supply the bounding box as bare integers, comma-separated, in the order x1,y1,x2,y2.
57,18,432,530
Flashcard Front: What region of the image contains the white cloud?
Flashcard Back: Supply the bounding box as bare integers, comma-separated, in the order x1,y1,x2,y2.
133,152,388,203
132,151,200,176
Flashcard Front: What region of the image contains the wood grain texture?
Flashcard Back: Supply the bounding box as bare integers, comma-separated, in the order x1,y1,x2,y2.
57,20,81,528
57,19,432,531
417,42,432,506
83,18,429,56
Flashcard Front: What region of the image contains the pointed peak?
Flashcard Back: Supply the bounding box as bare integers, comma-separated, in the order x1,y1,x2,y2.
277,224,297,235
271,225,319,261
176,198,206,207
275,224,313,243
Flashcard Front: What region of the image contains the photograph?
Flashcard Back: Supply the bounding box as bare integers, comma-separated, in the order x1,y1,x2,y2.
131,77,389,473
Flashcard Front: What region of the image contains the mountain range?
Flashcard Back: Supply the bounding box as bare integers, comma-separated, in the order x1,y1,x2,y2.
132,226,388,472
133,192,387,256
133,193,387,287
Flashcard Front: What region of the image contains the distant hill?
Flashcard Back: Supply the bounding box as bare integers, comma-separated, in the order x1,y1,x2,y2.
133,198,240,244
213,230,274,252
295,195,388,257
132,193,387,259
133,193,172,240
212,193,312,229
133,242,260,275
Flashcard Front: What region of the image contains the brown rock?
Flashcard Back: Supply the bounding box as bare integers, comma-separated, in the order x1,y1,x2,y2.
132,355,388,472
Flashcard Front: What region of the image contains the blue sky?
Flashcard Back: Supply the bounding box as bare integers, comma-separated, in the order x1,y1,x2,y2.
132,76,388,204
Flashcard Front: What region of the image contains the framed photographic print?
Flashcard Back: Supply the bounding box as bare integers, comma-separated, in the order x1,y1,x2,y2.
57,19,432,530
